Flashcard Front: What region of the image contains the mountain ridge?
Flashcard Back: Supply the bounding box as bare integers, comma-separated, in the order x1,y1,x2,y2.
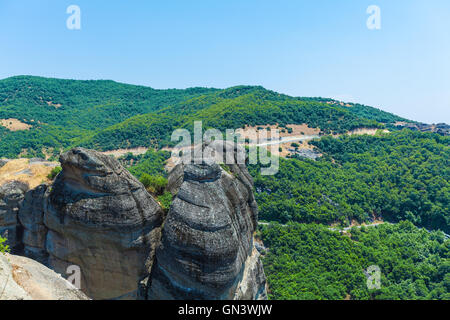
0,75,411,159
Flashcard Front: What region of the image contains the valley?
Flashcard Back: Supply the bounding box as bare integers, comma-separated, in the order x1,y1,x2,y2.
0,76,448,301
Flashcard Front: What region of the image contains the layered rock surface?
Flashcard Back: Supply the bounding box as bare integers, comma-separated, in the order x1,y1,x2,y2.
147,141,267,299
44,148,164,299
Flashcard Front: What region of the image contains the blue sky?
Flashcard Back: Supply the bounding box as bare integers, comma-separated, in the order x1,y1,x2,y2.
0,0,449,123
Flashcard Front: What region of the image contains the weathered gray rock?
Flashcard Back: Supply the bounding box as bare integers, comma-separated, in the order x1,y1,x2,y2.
18,184,48,264
43,148,164,300
0,253,89,300
1,143,267,300
147,141,267,300
0,181,29,253
254,242,267,255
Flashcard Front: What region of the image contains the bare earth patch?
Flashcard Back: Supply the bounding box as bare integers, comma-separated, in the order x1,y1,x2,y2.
0,158,58,188
326,101,352,107
0,118,32,131
277,140,321,158
162,125,389,163
41,147,61,160
238,124,322,158
242,123,321,139
162,123,323,166
46,101,62,108
162,145,195,172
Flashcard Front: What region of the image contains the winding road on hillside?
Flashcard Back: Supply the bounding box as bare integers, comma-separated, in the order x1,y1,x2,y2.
253,135,320,147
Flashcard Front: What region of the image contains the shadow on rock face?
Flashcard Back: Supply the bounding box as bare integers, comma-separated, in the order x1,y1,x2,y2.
44,148,164,300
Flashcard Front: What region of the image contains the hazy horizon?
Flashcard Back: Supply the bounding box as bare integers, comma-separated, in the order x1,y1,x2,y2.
0,73,436,125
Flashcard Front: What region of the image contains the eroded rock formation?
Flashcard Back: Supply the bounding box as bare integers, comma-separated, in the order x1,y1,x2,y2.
0,143,267,300
147,141,267,300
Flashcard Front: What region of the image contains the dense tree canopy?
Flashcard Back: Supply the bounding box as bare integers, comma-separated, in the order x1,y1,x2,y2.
250,130,449,233
261,221,449,300
1,76,447,300
0,76,405,158
125,149,171,179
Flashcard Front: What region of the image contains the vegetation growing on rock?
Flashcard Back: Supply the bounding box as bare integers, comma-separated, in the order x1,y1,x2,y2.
261,221,449,300
0,236,9,254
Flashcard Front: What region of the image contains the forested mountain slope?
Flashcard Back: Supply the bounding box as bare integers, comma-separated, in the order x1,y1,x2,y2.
0,75,448,300
77,86,403,151
0,76,407,158
250,130,449,233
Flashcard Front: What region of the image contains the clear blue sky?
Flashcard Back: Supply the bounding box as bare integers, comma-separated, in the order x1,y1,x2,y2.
0,0,449,123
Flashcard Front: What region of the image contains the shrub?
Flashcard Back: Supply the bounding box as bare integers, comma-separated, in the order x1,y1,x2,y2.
139,174,168,196
220,163,232,174
47,166,62,180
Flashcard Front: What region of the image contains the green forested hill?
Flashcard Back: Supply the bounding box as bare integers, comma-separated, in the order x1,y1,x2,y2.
261,221,449,300
0,76,216,157
0,76,406,158
249,129,449,300
250,130,449,233
123,131,449,300
299,97,410,124
0,75,217,129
